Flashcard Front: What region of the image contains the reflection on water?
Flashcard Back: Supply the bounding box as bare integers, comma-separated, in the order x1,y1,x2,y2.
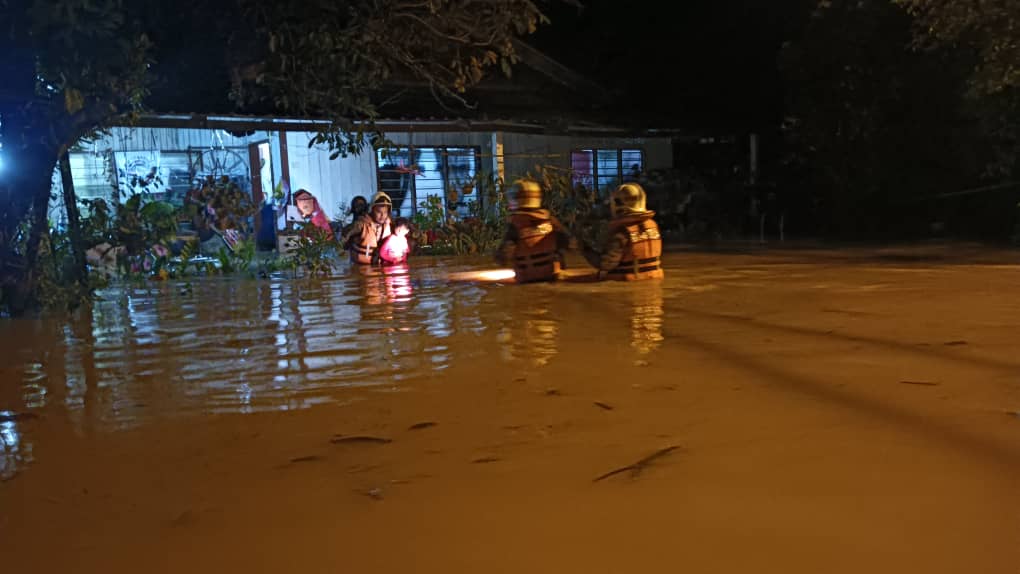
0,259,674,476
630,283,665,357
361,264,414,309
0,415,32,482
497,292,560,367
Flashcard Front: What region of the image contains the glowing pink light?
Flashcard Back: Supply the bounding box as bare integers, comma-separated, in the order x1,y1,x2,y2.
379,234,409,264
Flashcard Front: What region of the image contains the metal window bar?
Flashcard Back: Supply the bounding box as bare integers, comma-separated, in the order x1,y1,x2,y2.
376,146,480,219
570,148,644,195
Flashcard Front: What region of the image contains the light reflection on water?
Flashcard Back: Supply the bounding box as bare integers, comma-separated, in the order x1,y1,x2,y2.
0,259,668,459
0,415,32,482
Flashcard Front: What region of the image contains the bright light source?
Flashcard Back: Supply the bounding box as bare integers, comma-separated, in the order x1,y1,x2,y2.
448,268,517,283
476,269,516,281
379,234,409,264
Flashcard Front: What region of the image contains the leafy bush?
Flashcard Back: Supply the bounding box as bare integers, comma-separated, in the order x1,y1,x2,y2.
185,175,257,231
407,166,601,256
286,224,336,277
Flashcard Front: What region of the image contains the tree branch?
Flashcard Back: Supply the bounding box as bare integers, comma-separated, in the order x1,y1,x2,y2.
395,12,473,44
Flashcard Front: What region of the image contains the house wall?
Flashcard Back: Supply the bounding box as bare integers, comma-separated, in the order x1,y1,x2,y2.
283,131,377,220
50,126,284,224
499,133,673,180
52,125,674,226
385,131,673,181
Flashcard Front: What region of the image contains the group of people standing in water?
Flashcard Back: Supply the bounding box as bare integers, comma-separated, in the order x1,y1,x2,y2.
496,180,663,283
288,179,663,283
291,189,411,267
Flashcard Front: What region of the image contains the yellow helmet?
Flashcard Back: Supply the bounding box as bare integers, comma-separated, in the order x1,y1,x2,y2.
611,183,647,217
512,179,543,210
371,191,393,208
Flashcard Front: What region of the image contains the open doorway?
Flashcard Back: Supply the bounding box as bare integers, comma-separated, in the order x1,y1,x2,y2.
248,141,274,234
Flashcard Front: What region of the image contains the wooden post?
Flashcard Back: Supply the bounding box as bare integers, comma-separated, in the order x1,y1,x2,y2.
279,131,291,201
59,150,87,283
409,131,417,217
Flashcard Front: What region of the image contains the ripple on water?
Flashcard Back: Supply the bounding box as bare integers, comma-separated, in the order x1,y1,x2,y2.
0,258,673,432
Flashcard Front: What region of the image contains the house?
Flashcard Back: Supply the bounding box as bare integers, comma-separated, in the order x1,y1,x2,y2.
50,42,681,226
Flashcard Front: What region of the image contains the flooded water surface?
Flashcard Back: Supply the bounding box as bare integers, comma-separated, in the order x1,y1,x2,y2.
1,246,1019,573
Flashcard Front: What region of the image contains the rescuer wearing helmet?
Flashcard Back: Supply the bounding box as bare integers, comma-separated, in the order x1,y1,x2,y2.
345,191,394,265
582,183,664,280
495,179,571,283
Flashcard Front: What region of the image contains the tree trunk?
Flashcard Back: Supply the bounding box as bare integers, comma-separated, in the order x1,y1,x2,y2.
59,150,87,284
19,160,57,307
1,142,60,315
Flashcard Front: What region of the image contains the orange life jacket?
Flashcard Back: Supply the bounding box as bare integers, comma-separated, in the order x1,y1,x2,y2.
349,217,392,265
607,214,663,281
509,210,560,283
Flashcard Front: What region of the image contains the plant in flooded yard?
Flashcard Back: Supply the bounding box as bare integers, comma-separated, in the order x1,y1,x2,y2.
412,174,510,255
34,229,96,311
411,196,449,240
408,168,602,256
171,238,200,277
117,194,179,256
76,190,179,280
533,164,603,248
213,239,258,276
288,224,336,278
185,176,257,233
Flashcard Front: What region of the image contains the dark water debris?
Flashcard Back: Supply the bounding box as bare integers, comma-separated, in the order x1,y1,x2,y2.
593,445,682,483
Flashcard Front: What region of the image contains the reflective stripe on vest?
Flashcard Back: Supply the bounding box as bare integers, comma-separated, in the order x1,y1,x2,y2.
609,218,663,280
350,220,390,264
350,240,374,264
510,212,559,282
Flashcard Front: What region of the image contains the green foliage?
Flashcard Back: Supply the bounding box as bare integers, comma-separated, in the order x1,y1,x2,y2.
186,176,257,231
34,229,95,312
213,239,257,275
896,0,1020,178
27,0,153,118
79,197,115,247
271,180,286,202
233,239,257,272
215,248,236,274
408,167,599,255
287,224,336,277
238,0,549,156
177,238,198,273
78,186,177,256
411,175,505,255
532,165,602,247
411,196,449,234
897,0,1020,97
114,194,178,255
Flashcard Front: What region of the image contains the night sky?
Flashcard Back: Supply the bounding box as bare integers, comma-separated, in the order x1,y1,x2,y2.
529,0,817,132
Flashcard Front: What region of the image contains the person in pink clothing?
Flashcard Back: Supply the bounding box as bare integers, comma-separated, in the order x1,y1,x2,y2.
293,189,334,240
378,218,411,265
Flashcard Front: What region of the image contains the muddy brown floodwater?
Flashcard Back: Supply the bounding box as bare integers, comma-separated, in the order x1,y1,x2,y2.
1,244,1019,573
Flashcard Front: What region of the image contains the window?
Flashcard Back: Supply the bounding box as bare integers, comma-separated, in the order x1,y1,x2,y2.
111,150,197,205
70,150,117,202
376,146,480,217
570,148,644,195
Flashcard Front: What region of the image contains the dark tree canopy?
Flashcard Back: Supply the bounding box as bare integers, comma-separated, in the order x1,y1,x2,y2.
897,0,1020,97
896,0,1020,178
3,0,550,151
